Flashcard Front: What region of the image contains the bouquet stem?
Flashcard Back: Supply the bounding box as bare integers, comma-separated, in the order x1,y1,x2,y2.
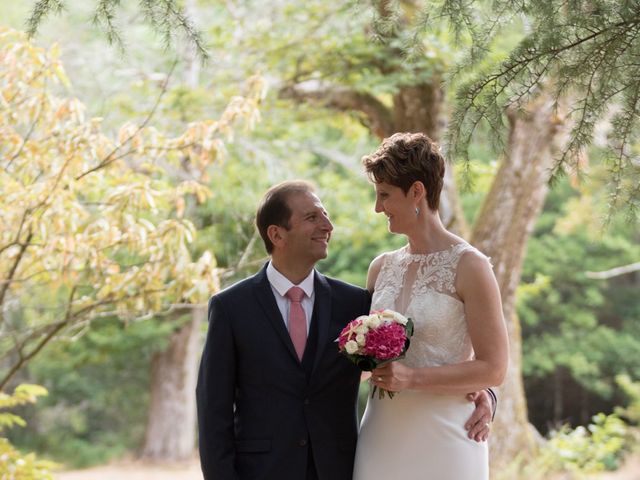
370,383,396,399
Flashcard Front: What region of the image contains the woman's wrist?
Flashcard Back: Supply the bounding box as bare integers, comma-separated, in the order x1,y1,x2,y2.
408,366,422,390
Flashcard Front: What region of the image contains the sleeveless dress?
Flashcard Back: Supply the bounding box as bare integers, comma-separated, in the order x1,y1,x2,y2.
352,243,489,480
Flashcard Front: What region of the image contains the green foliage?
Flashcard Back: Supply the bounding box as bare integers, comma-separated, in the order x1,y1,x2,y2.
9,318,172,468
447,0,640,219
541,413,631,474
0,385,48,430
0,26,264,391
616,374,640,425
519,168,640,430
496,413,634,480
0,384,57,479
0,438,57,480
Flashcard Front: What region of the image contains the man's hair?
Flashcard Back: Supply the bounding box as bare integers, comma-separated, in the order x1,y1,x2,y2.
256,180,316,253
362,132,445,211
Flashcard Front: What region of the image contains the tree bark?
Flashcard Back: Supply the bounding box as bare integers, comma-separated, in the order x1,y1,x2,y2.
470,93,566,468
390,81,468,235
140,307,205,460
279,84,394,139
140,0,204,460
554,369,563,424
392,83,445,137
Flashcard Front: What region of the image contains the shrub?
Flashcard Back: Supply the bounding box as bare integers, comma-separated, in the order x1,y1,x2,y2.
0,384,57,479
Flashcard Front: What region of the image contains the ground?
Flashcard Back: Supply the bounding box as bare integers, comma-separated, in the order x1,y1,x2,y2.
55,455,640,480
55,458,202,480
597,455,640,480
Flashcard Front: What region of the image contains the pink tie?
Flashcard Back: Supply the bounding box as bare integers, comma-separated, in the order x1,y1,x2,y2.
286,287,307,361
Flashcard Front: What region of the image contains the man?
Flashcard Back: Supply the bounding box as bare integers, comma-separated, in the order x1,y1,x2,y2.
196,180,493,480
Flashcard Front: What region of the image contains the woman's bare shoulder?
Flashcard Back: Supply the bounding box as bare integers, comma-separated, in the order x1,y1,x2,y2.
366,251,391,292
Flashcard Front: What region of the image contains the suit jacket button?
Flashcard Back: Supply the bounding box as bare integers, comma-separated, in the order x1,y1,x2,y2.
303,398,310,405
299,439,307,447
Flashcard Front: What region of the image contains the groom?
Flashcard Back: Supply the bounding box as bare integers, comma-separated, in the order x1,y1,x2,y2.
196,180,493,480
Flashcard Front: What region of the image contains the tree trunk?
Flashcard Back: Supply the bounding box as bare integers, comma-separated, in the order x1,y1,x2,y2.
140,307,205,460
392,83,445,137
388,82,469,236
140,0,204,461
470,93,566,469
554,369,563,424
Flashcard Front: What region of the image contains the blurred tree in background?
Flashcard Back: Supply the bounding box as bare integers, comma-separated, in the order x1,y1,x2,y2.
519,167,640,433
0,24,260,466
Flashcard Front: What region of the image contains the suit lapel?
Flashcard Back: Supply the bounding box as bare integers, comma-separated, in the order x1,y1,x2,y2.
311,271,331,375
252,266,300,363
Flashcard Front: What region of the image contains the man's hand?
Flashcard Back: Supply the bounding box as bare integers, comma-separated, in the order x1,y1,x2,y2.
464,391,493,442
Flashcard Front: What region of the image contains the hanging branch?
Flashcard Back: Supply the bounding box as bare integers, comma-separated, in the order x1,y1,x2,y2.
585,262,640,279
27,0,209,61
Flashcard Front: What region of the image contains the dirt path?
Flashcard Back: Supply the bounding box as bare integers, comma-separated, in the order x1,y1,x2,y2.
55,455,640,480
595,454,640,480
55,459,203,480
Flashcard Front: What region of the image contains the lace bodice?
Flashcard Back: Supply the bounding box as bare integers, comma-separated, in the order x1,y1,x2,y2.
371,243,487,369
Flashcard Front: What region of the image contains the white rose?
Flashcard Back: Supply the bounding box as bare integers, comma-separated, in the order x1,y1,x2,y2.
381,309,395,318
366,314,381,329
392,311,408,325
355,324,368,335
355,333,366,345
345,340,359,354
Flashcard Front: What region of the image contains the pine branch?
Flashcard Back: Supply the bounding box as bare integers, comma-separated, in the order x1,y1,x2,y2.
26,0,209,61
26,0,65,38
92,0,125,53
448,4,640,181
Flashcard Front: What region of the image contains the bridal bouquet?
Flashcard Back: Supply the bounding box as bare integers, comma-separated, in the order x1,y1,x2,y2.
337,309,413,399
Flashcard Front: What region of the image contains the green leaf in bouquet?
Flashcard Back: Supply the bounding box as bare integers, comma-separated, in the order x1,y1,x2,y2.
355,356,378,371
406,318,414,337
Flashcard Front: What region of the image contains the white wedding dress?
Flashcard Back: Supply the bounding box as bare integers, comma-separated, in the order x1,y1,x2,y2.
353,243,489,480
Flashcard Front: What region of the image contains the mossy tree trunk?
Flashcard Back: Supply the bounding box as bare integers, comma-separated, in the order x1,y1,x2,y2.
471,93,567,467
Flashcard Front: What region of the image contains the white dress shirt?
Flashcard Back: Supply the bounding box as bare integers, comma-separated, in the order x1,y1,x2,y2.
266,261,315,331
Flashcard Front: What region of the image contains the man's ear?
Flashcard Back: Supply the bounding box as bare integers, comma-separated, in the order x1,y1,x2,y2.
267,224,285,249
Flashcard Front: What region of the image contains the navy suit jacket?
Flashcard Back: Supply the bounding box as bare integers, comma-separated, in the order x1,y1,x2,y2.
196,264,371,480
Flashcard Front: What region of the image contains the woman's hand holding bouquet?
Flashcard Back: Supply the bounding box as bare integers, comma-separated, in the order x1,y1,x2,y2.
337,309,413,399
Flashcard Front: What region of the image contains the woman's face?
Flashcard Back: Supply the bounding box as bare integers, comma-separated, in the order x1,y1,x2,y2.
373,182,415,234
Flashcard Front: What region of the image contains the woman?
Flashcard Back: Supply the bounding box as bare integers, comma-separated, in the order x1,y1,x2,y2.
352,133,509,480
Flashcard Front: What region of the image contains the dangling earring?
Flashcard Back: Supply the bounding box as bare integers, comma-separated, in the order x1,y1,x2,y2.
415,207,420,216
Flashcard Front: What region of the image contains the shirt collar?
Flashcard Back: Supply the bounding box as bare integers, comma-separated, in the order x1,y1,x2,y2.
266,261,315,299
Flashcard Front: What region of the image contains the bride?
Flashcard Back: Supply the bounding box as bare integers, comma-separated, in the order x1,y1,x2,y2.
352,133,509,480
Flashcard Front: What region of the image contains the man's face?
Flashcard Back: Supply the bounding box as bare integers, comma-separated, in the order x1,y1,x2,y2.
278,191,333,264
